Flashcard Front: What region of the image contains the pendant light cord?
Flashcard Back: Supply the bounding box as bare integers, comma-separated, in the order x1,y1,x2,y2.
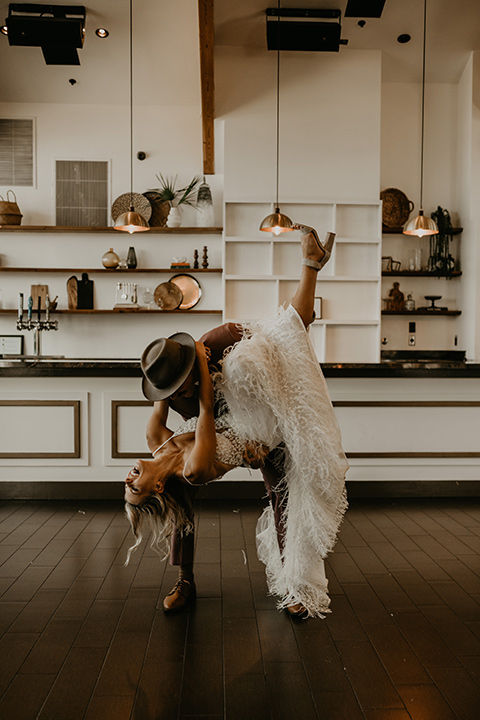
275,0,280,208
129,0,134,207
420,0,427,210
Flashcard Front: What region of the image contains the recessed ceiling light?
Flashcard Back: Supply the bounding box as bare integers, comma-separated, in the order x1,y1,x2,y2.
1,25,8,36
397,34,411,44
95,28,109,38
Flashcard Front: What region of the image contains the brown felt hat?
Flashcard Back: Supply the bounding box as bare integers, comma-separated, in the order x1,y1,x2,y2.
141,332,196,401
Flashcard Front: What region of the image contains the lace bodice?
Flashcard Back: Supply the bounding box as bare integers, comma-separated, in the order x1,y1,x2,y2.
171,415,246,467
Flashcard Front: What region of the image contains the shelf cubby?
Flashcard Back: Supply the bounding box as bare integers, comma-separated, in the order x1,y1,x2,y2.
223,200,382,362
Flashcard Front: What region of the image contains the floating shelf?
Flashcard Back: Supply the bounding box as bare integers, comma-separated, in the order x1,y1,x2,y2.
0,267,222,274
0,308,222,315
382,310,461,316
0,225,223,234
382,270,462,277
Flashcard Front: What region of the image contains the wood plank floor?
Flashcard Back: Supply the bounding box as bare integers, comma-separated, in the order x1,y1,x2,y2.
0,497,479,720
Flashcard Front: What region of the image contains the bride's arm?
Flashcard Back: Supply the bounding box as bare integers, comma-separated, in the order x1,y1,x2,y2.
182,342,218,484
146,400,173,454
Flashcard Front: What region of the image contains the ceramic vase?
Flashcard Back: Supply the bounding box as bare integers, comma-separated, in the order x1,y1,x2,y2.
167,205,182,228
126,246,137,269
102,248,120,269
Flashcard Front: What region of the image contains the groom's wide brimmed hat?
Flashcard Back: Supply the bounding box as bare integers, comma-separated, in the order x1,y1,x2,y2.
141,332,196,401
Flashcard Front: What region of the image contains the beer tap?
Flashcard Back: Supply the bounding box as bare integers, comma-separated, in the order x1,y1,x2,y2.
16,293,58,357
27,295,33,327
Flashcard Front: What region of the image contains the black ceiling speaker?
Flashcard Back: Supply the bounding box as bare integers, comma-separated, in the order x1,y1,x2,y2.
5,4,86,64
344,0,387,18
266,9,346,52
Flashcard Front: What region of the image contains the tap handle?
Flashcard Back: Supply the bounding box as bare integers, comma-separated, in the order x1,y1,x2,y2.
37,295,42,321
27,296,33,321
18,293,24,321
45,295,50,322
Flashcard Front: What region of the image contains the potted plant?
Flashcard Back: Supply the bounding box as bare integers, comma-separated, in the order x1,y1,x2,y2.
150,174,201,227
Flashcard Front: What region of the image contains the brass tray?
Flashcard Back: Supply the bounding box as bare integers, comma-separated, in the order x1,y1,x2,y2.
170,274,202,309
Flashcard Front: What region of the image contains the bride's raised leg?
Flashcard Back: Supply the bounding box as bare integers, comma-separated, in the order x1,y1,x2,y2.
290,229,335,328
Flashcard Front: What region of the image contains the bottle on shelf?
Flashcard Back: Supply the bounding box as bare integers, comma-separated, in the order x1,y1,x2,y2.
405,292,415,311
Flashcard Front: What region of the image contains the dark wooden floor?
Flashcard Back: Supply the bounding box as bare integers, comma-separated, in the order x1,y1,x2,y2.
0,497,479,720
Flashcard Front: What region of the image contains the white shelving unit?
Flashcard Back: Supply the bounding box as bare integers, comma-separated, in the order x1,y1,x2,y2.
223,201,382,363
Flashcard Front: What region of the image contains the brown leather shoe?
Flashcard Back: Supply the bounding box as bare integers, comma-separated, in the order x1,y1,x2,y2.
162,578,196,614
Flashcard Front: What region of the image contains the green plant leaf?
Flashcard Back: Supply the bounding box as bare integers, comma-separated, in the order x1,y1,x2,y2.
153,173,178,201
176,175,202,206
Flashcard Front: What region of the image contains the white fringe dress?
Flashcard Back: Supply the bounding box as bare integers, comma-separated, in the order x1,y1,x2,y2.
217,304,349,618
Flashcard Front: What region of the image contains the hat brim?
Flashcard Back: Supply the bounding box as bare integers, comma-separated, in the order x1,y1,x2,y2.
141,331,196,401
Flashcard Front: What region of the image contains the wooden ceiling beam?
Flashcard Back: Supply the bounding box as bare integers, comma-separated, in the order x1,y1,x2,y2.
198,0,215,175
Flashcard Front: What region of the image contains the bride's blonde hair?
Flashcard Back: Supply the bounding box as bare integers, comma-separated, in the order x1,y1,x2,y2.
124,480,194,564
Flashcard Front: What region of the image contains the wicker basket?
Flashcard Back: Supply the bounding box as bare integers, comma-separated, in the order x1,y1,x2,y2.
0,190,22,225
143,192,171,227
380,188,414,228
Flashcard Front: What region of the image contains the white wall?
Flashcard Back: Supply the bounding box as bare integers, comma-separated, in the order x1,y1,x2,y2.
216,47,382,203
381,82,458,218
455,53,480,361
0,101,213,226
381,74,480,359
1,45,479,359
0,102,225,358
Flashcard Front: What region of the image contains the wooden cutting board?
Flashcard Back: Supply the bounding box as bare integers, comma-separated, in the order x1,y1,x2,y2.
66,276,78,310
31,284,48,310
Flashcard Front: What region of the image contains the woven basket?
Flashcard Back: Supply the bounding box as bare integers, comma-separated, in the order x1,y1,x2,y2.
143,192,171,227
111,192,152,223
380,188,414,228
0,190,22,225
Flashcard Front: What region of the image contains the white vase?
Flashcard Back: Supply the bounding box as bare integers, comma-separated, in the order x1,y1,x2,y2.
167,205,182,228
196,201,214,227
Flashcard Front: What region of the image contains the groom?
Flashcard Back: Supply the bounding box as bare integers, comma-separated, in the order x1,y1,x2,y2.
141,227,334,615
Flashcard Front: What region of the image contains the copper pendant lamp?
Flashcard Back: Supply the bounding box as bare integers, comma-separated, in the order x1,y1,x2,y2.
259,0,293,235
115,0,149,233
403,0,438,237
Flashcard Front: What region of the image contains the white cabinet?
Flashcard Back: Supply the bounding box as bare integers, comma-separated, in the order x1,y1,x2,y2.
223,201,382,363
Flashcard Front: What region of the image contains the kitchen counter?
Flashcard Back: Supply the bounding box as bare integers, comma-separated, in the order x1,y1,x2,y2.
1,358,480,377
1,357,479,498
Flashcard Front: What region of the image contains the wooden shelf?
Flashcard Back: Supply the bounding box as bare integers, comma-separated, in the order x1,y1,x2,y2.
0,225,222,234
382,310,461,316
0,308,222,315
382,227,463,235
382,270,462,277
0,267,222,274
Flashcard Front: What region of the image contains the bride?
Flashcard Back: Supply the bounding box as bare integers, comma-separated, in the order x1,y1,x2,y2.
124,228,348,618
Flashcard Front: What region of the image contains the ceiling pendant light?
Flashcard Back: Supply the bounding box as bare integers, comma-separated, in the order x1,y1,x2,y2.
259,0,293,235
403,0,438,237
115,0,149,233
